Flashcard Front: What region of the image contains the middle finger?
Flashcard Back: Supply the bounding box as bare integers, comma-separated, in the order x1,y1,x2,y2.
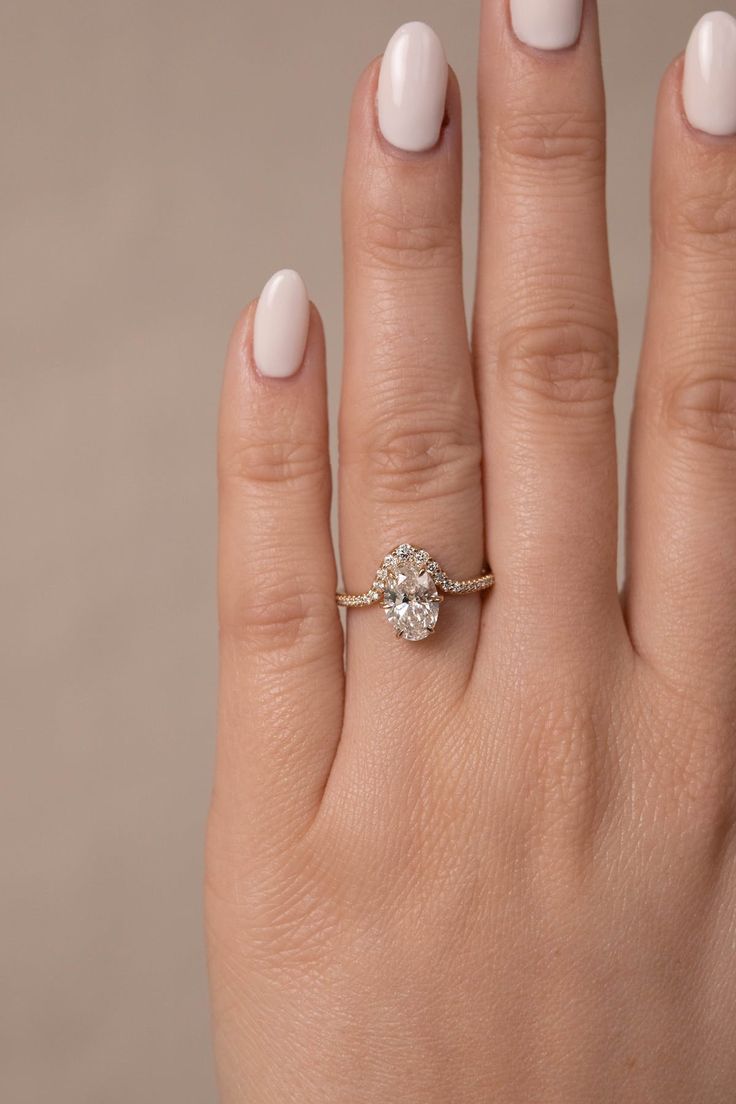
475,0,621,656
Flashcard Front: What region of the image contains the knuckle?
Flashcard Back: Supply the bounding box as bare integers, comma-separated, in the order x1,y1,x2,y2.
498,320,617,414
219,435,329,494
355,206,460,273
668,744,736,835
642,702,736,839
514,689,612,853
659,181,736,254
664,374,736,453
343,416,482,503
494,109,604,175
221,579,336,653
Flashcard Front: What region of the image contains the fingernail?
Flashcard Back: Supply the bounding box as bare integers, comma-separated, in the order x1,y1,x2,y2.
253,269,310,378
683,11,736,136
510,0,583,51
377,21,448,153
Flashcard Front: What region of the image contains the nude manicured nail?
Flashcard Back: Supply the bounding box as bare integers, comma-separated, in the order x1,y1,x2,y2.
377,22,448,153
510,0,583,51
253,269,310,378
683,11,736,136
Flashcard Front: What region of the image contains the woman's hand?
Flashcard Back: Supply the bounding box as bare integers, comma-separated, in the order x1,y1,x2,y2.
207,4,736,1100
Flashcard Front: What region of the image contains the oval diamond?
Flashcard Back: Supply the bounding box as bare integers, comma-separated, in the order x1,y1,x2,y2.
382,553,440,641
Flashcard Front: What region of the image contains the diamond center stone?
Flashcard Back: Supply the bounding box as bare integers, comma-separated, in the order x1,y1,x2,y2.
383,556,440,641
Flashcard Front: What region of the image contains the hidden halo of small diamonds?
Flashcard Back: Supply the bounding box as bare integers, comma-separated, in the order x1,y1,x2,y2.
336,544,495,642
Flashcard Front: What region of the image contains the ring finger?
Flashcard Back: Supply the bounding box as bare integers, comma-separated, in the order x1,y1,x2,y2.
339,22,484,681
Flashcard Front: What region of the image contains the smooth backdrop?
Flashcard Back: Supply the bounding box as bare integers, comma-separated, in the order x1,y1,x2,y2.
1,1,711,1100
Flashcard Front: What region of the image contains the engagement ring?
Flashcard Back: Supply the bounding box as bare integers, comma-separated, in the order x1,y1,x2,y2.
336,544,494,641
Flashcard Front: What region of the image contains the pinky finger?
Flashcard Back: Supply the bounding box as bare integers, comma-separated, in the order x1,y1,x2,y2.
213,270,343,859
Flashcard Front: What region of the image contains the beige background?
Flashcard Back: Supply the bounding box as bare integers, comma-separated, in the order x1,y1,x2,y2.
0,1,710,1100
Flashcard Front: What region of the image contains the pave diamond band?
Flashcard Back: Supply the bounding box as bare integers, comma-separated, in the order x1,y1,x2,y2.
336,544,495,641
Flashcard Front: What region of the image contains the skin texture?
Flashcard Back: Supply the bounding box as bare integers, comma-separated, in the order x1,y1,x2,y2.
207,2,736,1101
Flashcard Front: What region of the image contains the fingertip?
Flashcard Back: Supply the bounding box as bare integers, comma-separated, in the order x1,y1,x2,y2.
683,11,736,138
347,37,459,163
219,279,329,493
509,0,584,53
376,22,448,153
657,13,736,148
651,48,736,233
481,0,600,73
251,268,310,379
